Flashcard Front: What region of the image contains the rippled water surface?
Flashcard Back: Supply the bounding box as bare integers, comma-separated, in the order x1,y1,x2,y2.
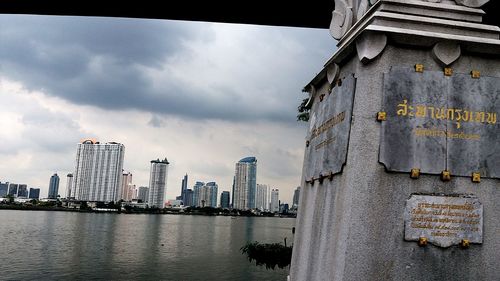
0,210,295,280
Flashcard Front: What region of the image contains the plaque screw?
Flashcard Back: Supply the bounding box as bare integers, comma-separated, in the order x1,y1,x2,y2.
418,237,428,247
472,172,481,183
471,70,480,79
441,170,451,181
410,168,420,179
460,239,470,248
415,64,424,73
377,111,387,122
444,67,453,76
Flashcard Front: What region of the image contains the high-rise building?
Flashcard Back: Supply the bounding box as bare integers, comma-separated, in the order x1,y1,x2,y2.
29,188,40,199
180,174,188,203
148,158,169,208
48,173,60,199
192,181,204,207
119,172,134,201
232,157,257,210
72,140,125,202
66,173,74,199
256,184,269,211
0,182,8,197
205,182,218,208
293,186,301,208
184,189,194,206
220,191,230,209
17,184,28,198
137,186,149,202
8,183,18,197
270,189,279,213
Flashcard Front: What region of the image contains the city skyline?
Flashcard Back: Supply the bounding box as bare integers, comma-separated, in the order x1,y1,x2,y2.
0,14,336,204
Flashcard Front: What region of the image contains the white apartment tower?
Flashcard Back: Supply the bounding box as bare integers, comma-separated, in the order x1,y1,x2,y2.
256,184,269,211
72,140,125,202
66,173,73,199
232,157,257,210
148,158,169,208
270,189,279,213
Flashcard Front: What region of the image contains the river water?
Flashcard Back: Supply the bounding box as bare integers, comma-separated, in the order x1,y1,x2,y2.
0,210,295,280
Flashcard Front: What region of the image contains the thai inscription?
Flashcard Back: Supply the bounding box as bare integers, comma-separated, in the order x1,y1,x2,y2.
379,67,500,178
404,194,483,247
304,74,356,181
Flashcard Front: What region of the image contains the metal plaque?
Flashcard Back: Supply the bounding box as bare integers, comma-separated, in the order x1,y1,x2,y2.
304,74,356,181
380,67,500,178
404,194,483,247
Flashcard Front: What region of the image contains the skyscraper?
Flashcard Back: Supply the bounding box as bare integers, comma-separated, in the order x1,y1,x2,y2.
220,191,230,209
232,157,257,210
29,188,40,199
205,182,218,208
48,173,60,199
72,140,125,202
293,186,301,208
192,181,204,207
270,189,279,213
137,186,149,202
256,184,269,211
148,158,169,208
0,182,8,197
180,174,188,203
119,172,133,201
8,184,18,197
184,189,194,206
66,173,73,199
17,184,28,198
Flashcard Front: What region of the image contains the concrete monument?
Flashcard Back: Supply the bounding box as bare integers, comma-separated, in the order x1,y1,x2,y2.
291,0,499,280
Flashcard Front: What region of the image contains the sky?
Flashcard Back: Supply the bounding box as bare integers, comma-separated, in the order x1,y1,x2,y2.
0,14,337,204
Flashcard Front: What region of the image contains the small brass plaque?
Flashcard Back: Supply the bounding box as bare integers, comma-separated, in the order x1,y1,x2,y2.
471,70,480,79
377,111,387,121
410,168,420,179
415,64,424,73
472,172,481,183
444,67,453,76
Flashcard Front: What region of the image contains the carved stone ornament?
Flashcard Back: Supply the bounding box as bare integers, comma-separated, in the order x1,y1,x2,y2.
326,63,340,84
455,0,490,8
330,0,490,40
356,32,387,64
330,0,354,40
432,41,461,66
304,84,317,109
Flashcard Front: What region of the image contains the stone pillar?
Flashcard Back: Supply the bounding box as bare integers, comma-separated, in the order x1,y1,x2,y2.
290,1,499,280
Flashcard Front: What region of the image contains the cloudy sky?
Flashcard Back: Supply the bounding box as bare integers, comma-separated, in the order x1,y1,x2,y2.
0,14,337,203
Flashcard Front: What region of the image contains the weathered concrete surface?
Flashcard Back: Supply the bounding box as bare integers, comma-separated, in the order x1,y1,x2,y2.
290,45,500,281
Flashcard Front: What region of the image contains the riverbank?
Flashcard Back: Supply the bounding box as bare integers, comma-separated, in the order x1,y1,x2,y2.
0,203,297,218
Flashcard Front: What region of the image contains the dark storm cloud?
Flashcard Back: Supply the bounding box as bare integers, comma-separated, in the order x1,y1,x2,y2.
0,14,336,123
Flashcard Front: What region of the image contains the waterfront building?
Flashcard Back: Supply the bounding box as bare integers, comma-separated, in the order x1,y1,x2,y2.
292,186,300,208
256,184,269,211
220,191,230,209
48,173,60,199
8,183,19,197
205,182,218,208
184,189,194,206
137,186,149,202
29,188,40,199
119,172,134,201
280,203,289,214
0,182,8,197
270,189,279,213
148,158,169,208
66,173,73,199
17,184,28,198
180,174,188,203
72,140,125,202
192,181,204,207
232,157,257,210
